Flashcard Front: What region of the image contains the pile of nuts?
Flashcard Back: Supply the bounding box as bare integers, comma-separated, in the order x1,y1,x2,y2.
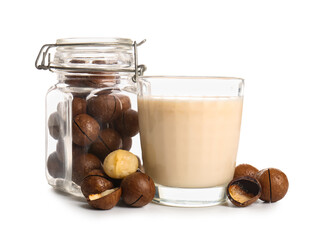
81,149,155,210
46,88,156,209
226,164,289,207
47,90,139,184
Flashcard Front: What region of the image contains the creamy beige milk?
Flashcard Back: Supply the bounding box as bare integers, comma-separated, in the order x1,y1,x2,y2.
138,96,243,188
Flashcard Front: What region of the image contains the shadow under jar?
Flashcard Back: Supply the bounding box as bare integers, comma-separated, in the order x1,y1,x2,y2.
37,38,145,197
137,76,244,207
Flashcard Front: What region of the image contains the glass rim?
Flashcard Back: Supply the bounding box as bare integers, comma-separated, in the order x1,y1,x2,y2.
137,75,244,82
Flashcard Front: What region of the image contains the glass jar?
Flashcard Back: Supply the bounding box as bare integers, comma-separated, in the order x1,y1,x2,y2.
36,38,146,197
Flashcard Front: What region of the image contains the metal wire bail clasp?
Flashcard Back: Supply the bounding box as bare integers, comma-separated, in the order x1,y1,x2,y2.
35,39,147,82
132,39,147,83
35,44,56,70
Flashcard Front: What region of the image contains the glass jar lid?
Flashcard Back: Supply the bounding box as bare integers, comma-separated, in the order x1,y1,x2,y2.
35,38,146,81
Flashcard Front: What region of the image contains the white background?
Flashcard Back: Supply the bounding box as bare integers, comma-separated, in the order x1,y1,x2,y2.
1,0,317,239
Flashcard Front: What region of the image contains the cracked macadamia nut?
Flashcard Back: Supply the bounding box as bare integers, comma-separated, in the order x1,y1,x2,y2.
89,128,122,161
114,109,139,137
256,168,289,203
72,153,102,184
88,187,121,210
72,114,100,146
121,172,155,207
103,149,138,179
234,164,259,179
227,176,261,207
87,93,122,124
81,175,113,198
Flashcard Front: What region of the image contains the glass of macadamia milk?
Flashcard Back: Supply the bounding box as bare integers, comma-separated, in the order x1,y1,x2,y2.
137,76,244,207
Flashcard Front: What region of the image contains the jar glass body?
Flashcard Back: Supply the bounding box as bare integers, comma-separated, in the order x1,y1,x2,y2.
44,38,141,197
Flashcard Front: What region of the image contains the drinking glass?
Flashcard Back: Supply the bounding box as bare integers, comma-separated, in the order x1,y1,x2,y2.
137,76,244,207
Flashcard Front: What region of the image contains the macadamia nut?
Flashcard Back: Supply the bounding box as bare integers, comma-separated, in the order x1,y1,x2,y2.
103,150,138,179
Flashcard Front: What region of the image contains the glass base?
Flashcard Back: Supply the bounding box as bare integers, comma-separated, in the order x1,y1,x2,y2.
49,178,84,198
153,183,227,207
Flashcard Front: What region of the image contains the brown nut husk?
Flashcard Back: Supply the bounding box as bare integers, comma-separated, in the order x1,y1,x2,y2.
72,97,87,117
47,152,64,178
121,172,155,207
256,168,289,203
87,93,122,124
72,153,102,185
88,187,122,210
117,94,131,111
234,164,259,179
48,112,64,140
121,136,132,151
227,176,262,207
113,109,139,137
87,169,106,177
72,114,100,146
87,169,123,187
81,175,113,198
89,128,122,162
57,97,87,121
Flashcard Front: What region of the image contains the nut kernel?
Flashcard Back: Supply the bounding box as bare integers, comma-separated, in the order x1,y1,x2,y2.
89,188,117,201
226,176,261,207
228,185,255,203
103,150,138,179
